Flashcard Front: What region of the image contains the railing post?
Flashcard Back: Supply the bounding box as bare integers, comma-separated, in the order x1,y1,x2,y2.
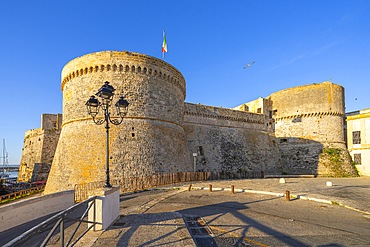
60,216,64,247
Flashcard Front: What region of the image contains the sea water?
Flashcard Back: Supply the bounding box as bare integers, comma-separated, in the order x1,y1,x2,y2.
8,171,18,178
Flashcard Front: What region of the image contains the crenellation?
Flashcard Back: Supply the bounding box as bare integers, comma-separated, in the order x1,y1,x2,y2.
62,62,186,97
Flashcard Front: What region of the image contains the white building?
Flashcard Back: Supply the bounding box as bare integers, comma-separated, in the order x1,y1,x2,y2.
346,108,370,176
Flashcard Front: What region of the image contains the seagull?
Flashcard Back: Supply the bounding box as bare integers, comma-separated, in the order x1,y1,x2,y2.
244,61,255,69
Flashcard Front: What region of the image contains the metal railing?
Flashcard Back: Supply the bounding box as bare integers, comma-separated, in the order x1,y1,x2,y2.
0,185,45,204
4,196,99,247
74,171,264,202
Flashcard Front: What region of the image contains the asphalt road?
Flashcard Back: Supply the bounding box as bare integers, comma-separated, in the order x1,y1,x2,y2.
108,189,370,246
2,178,370,246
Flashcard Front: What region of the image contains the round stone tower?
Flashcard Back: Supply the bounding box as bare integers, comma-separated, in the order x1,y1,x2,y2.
268,81,357,176
45,51,191,194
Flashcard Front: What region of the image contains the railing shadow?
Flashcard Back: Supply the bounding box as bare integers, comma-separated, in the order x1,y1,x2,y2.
3,197,98,247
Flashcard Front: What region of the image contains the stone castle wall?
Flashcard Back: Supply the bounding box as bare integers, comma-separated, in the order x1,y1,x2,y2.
45,51,191,193
266,82,357,176
184,103,281,174
18,114,61,182
29,51,357,194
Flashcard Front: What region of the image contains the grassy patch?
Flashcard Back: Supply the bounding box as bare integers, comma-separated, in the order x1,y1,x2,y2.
331,201,339,205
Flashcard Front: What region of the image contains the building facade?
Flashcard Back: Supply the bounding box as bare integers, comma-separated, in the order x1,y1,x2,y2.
346,108,370,176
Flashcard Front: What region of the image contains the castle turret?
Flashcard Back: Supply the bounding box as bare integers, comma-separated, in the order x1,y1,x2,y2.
45,51,191,194
268,81,357,176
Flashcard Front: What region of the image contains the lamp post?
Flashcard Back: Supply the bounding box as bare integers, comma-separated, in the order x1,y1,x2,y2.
85,81,129,188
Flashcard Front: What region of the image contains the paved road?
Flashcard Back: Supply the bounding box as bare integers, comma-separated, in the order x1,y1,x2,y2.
84,177,370,247
2,177,370,246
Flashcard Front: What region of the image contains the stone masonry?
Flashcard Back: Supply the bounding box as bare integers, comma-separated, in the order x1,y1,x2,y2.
18,114,62,182
15,51,355,194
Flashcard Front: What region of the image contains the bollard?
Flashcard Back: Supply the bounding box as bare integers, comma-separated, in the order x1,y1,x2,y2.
286,190,290,201
279,178,286,184
209,184,213,192
231,185,235,194
326,181,333,187
188,184,192,191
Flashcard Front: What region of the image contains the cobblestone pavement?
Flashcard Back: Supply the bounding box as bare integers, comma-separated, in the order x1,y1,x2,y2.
80,177,370,246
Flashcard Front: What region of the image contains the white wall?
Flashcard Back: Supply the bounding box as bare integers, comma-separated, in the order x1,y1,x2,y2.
0,190,74,232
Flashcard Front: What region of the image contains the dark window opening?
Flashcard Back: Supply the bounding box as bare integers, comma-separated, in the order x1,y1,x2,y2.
352,131,361,144
280,138,288,143
354,153,362,164
198,146,204,156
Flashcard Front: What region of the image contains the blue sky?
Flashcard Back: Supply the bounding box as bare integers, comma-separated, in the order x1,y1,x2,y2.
1,0,369,164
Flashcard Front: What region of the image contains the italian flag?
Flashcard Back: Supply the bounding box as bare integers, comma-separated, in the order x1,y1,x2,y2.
162,31,167,53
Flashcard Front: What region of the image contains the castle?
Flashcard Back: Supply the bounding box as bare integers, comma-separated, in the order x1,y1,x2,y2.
17,51,357,194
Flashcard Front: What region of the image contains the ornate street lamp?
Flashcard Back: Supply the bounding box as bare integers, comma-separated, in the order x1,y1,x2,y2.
86,81,129,187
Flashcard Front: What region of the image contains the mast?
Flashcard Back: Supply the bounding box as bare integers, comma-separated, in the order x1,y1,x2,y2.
1,139,8,174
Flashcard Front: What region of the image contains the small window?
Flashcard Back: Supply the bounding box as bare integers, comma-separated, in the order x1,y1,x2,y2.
198,146,204,156
257,108,262,114
292,117,302,123
280,138,288,143
352,131,361,144
354,153,362,165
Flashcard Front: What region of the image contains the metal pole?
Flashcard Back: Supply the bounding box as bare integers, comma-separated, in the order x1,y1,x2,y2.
105,108,112,188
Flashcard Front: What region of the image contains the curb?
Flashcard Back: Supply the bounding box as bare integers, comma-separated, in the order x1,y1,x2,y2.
175,186,370,216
